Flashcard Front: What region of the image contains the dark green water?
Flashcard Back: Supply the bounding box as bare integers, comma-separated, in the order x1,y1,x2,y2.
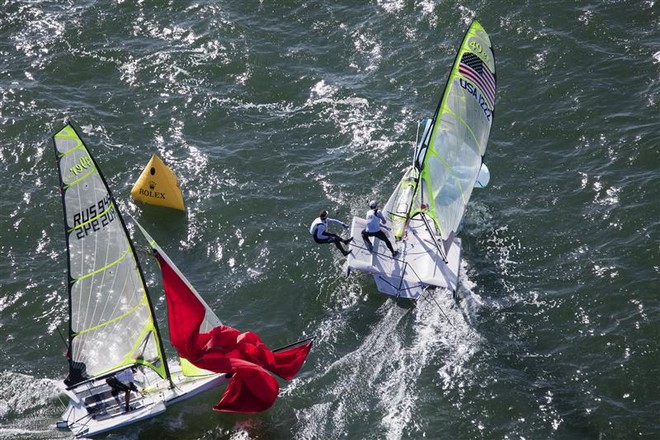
1,1,658,439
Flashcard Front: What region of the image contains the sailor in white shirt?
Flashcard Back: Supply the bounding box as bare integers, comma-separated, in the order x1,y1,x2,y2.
361,200,398,257
106,367,141,411
309,210,352,256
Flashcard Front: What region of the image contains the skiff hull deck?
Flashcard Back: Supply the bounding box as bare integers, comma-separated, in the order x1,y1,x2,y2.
58,366,227,439
345,216,461,300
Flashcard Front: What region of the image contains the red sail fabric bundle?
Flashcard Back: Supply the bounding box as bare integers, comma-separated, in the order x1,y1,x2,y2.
155,251,312,413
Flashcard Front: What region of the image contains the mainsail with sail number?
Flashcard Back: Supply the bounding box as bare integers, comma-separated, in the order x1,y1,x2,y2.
346,21,497,300
54,122,226,438
53,122,312,437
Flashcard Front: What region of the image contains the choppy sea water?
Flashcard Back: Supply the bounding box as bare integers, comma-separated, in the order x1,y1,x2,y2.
1,1,658,439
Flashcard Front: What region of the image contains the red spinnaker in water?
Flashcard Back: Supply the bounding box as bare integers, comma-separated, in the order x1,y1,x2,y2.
154,251,312,413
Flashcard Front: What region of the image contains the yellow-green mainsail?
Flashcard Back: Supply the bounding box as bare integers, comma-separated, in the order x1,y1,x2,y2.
409,21,497,243
53,123,169,384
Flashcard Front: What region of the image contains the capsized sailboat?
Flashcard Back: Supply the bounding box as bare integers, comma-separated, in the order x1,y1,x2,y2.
53,122,312,437
345,21,497,300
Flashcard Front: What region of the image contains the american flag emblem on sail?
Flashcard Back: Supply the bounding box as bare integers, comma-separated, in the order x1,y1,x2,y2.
459,52,496,107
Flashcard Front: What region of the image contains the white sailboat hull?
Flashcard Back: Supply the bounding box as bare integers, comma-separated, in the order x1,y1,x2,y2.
58,365,227,439
345,216,461,300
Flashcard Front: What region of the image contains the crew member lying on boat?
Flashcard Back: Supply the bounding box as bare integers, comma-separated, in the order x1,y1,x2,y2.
106,367,141,411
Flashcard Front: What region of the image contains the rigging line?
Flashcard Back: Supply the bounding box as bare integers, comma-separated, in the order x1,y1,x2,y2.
375,275,424,296
414,121,422,166
420,213,448,263
424,290,456,330
63,408,95,432
355,243,428,296
388,211,408,221
351,239,402,260
56,326,68,348
273,336,315,353
56,390,70,410
395,261,410,299
422,290,456,329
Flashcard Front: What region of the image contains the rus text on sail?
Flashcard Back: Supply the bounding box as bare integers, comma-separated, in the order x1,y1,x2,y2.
72,195,116,239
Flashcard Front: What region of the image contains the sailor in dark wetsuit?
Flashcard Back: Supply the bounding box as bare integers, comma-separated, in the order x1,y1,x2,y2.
106,367,139,411
309,210,352,256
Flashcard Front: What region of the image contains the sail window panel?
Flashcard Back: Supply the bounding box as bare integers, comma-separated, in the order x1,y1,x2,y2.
436,187,462,237
421,153,451,237
427,116,482,237
428,155,472,237
425,154,450,201
69,259,146,321
67,223,130,280
434,109,481,162
71,304,154,377
440,153,482,236
428,118,475,201
446,82,484,155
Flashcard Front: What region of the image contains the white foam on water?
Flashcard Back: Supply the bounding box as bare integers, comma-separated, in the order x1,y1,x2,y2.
458,6,477,26
350,31,382,73
379,282,483,439
292,270,483,439
0,372,67,438
376,0,405,14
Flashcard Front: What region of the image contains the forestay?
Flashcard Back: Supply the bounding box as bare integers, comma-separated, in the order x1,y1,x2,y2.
133,218,221,377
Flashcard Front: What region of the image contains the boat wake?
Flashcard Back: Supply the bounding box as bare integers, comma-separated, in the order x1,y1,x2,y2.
293,267,483,440
0,372,68,440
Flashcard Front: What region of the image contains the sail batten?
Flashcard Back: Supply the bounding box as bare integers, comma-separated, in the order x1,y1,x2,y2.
72,246,130,282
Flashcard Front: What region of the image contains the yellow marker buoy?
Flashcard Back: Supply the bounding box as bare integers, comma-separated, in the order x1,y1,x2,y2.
131,154,185,211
